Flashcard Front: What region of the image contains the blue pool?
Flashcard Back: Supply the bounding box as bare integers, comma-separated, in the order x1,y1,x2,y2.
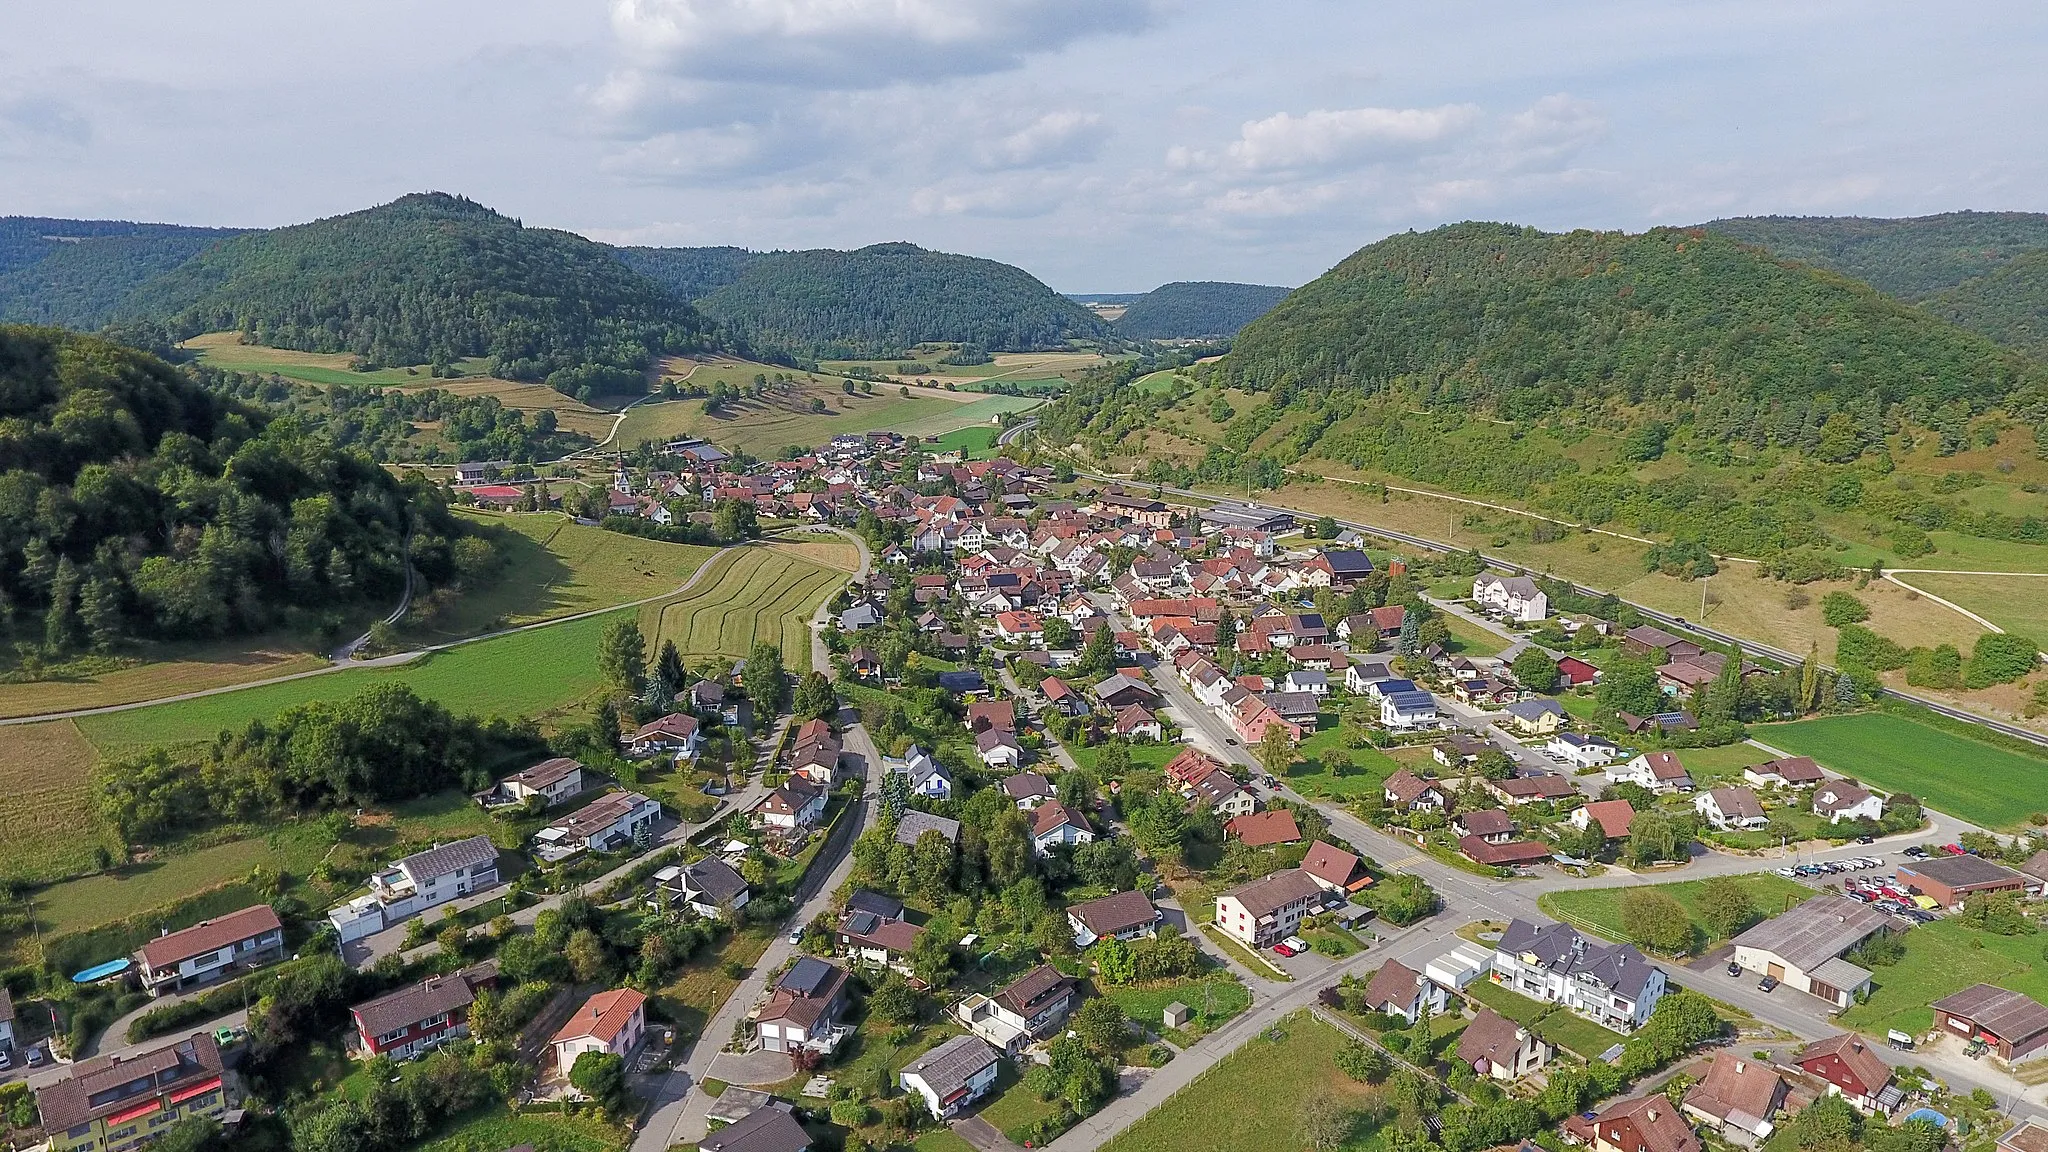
71,957,131,984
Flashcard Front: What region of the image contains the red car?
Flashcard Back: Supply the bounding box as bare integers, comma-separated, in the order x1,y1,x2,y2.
1272,942,1299,957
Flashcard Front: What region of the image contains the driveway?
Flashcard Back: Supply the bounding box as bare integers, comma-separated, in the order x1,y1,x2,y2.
953,1115,1028,1152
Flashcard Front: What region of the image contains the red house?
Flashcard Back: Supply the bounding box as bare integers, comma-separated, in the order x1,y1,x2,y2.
351,962,498,1061
1557,656,1600,686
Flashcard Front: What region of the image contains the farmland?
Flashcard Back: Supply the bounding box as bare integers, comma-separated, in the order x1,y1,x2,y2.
1100,1011,1386,1152
637,544,849,667
1756,711,2048,830
1894,572,2048,640
0,720,115,883
427,510,720,638
1538,873,1816,952
1838,917,2048,1036
0,641,329,720
616,375,1041,457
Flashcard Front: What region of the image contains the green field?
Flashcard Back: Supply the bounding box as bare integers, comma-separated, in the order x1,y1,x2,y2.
636,546,846,668
1538,873,1816,952
414,1106,628,1152
1464,978,1625,1060
1838,918,2048,1036
1101,1011,1384,1152
27,823,335,940
1284,713,1403,799
1897,572,2048,640
0,720,117,883
1756,711,2048,830
435,510,719,637
615,379,973,456
1105,976,1252,1044
926,425,1001,457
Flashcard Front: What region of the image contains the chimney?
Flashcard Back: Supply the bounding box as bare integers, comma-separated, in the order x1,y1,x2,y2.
1735,1060,1746,1073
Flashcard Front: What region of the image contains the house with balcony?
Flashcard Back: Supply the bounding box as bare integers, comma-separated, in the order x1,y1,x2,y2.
1491,918,1667,1032
1214,868,1323,949
136,905,286,994
955,965,1077,1054
350,962,499,1062
551,988,647,1073
474,756,586,809
327,836,503,945
650,857,751,920
35,1033,229,1152
900,1035,1002,1120
755,959,854,1057
531,793,662,863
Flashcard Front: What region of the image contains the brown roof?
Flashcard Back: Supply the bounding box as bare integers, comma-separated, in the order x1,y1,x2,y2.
1458,809,1515,837
1383,769,1439,806
631,713,699,742
1002,772,1054,801
1579,799,1637,838
1683,1053,1786,1127
1221,868,1323,917
1033,801,1091,838
1932,984,2048,1049
1813,781,1876,815
136,904,282,970
1069,890,1159,938
352,962,496,1040
1795,1033,1893,1098
551,988,647,1045
35,1033,222,1133
1460,836,1552,866
2021,850,2048,885
1457,1007,1532,1074
1704,786,1765,821
1900,855,2027,892
843,917,924,953
1362,960,1423,1012
1597,1095,1704,1152
1300,840,1365,890
1756,756,1824,783
1490,773,1576,800
1640,751,1691,781
966,700,1016,732
506,756,584,787
996,964,1075,1016
1226,809,1301,846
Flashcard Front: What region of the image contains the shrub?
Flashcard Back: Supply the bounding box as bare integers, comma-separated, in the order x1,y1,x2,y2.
1820,592,1870,627
1965,632,2041,689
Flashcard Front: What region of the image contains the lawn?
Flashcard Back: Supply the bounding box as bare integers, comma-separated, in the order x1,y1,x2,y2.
1756,711,2048,830
1538,873,1816,952
1838,917,2048,1037
635,545,848,667
1665,743,1765,786
27,820,335,940
977,1064,1069,1144
428,511,719,638
0,720,116,884
1463,979,1624,1061
1100,1011,1386,1152
412,1105,629,1152
1104,976,1252,1044
1441,613,1514,657
926,425,1000,458
1285,715,1404,799
657,924,776,1044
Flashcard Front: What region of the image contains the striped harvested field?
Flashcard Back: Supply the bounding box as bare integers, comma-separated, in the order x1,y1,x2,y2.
0,720,114,883
637,545,845,667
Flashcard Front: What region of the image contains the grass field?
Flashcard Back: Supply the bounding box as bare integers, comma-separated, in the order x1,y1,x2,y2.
1104,976,1252,1044
1464,978,1625,1060
1756,711,2048,830
616,380,959,455
29,822,335,938
927,425,1001,458
1101,1011,1384,1152
0,641,331,721
431,510,719,637
1284,714,1403,799
635,544,848,667
1838,918,2048,1036
1539,873,1819,953
186,333,621,437
414,1106,628,1152
1896,572,2048,640
0,720,116,883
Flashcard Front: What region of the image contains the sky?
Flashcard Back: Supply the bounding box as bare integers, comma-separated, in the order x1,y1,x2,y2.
4,0,2046,291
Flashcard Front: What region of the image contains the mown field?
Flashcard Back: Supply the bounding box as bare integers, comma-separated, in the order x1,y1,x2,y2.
1538,873,1816,952
616,379,966,455
0,641,330,720
186,333,621,437
0,720,115,883
636,544,848,667
1839,917,2048,1036
1100,1010,1386,1152
1756,711,2048,830
431,510,719,637
1895,572,2048,640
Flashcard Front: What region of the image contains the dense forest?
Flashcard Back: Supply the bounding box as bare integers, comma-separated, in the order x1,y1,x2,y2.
197,366,590,464
0,218,245,329
1707,212,2048,357
692,242,1114,358
612,244,762,303
0,325,479,657
1112,280,1292,339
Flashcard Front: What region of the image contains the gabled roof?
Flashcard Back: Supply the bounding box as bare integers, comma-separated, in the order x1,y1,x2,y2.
996,964,1075,1016
136,905,282,969
1301,840,1369,891
505,756,583,787
1684,1053,1786,1130
1457,809,1515,837
1221,868,1322,917
896,809,962,846
1002,772,1054,801
551,988,647,1046
1225,809,1301,846
1703,786,1765,821
1032,801,1091,839
1499,918,1660,1000
353,962,496,1040
698,1102,812,1152
1596,1095,1704,1152
1931,984,2048,1047
901,1034,1000,1100
400,835,501,881
1457,1007,1532,1074
1069,890,1159,937
631,713,699,742
1795,1033,1893,1097
1461,836,1552,866
1813,781,1877,813
1754,756,1825,783
1579,799,1637,838
1362,960,1424,1012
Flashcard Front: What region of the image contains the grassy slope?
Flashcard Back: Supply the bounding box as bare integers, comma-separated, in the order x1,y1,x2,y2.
615,379,1038,456
1894,572,2048,639
636,547,845,667
1756,712,2048,829
0,642,330,721
0,720,115,882
433,510,720,637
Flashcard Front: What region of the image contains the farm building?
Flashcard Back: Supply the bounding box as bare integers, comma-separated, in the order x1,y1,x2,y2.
1896,855,2032,908
1932,984,2048,1062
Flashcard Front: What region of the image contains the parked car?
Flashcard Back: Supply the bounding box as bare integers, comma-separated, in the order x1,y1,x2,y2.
1856,835,1875,844
1758,976,1780,992
1272,942,1298,957
0,1048,11,1071
1726,962,1743,977
24,1045,45,1067
1282,935,1310,953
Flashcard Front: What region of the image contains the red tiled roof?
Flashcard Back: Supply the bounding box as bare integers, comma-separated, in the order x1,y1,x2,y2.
552,988,647,1046
136,905,281,970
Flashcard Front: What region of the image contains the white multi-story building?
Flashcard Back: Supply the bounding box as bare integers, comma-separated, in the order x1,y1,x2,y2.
1472,573,1550,622
1491,918,1667,1032
328,837,502,945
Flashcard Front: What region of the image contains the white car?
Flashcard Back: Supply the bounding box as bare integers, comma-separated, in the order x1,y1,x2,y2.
1282,935,1310,954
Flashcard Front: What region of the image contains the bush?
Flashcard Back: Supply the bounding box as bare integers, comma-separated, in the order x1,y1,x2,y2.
1820,592,1870,627
1965,632,2041,689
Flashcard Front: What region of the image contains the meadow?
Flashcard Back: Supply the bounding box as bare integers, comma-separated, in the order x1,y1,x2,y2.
0,720,116,882
1756,711,2048,829
636,544,849,667
1538,873,1816,952
615,378,968,456
1838,918,2048,1036
1894,571,2048,640
1099,1010,1386,1152
925,425,1000,458
0,641,329,720
430,510,719,638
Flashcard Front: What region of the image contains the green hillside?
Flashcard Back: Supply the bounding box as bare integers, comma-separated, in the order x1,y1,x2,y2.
1224,222,2037,422
613,244,762,303
0,218,244,329
1113,281,1292,339
695,241,1114,358
1921,249,2048,357
1704,211,2048,299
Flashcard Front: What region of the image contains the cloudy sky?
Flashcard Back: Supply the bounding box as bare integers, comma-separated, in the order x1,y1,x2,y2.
5,0,2045,290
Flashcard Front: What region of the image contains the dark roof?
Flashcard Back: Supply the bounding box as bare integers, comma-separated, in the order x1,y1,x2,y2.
1322,549,1375,578
996,965,1075,1016
778,957,841,998
1460,836,1552,866
1499,918,1660,1000
1932,984,2048,1047
1795,1033,1893,1097
1301,840,1363,889
682,856,750,904
1363,960,1423,1011
1068,890,1158,937
895,809,962,846
1221,868,1323,917
699,1101,811,1152
1457,809,1514,837
35,1033,222,1133
1457,1007,1531,1074
1003,772,1054,800
506,756,583,787
1729,894,1890,973
902,1034,1000,1100
1900,854,2027,891
846,889,905,920
352,963,495,1039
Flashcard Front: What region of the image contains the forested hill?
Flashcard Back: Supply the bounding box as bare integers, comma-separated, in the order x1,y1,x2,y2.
613,245,762,304
0,324,476,655
688,242,1114,358
1112,281,1292,339
112,193,712,395
0,218,246,329
1706,212,2048,357
1225,222,2041,422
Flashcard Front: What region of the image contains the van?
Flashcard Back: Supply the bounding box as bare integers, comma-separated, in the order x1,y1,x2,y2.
1887,1029,1915,1051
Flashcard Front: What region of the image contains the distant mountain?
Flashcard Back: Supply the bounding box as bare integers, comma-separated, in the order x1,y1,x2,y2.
1225,221,2035,417
1113,281,1292,340
1066,292,1147,305
1706,212,2048,357
613,245,762,304
0,218,246,328
670,241,1113,358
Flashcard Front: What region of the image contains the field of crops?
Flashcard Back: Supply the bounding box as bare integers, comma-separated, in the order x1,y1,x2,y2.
0,720,114,883
615,378,1036,457
0,642,329,720
431,511,719,637
637,546,846,667
1756,711,2048,830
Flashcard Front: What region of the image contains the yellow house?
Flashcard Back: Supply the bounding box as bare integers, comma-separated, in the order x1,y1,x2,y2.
36,1033,230,1152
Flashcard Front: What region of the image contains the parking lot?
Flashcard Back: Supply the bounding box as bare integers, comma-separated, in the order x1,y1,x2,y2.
1777,846,1954,925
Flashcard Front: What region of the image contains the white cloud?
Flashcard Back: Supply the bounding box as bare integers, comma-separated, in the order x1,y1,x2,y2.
975,111,1107,170
1217,104,1480,173
1499,93,1607,170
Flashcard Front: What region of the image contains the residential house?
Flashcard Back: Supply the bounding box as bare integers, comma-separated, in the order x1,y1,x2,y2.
1067,890,1160,947
1812,782,1884,824
1608,751,1694,793
1547,732,1621,768
551,988,647,1073
788,720,843,786
1383,769,1447,812
1031,802,1094,856
1001,772,1054,810
1283,669,1330,697
838,906,924,974
1111,704,1163,741
756,959,853,1056
328,836,502,945
965,700,1015,734
956,965,1077,1053
1557,656,1601,686
651,857,751,920
1041,676,1090,717
1695,786,1768,831
1454,809,1516,844
1729,894,1891,1008
699,1104,812,1152
1184,764,1258,818
1226,809,1301,847
1345,660,1397,694
975,727,1025,771
1093,673,1157,709
475,756,585,809
1457,1006,1550,1081
627,714,703,760
848,646,882,679
1434,733,1491,768
1486,772,1578,807
839,602,881,632
1461,836,1554,868
1501,698,1568,735
1744,757,1825,788
1380,688,1439,730
1361,960,1449,1024
1897,856,2031,908
691,679,743,726
1584,1095,1704,1152
137,905,286,994
1682,1053,1788,1144
1794,1034,1896,1114
1492,918,1667,1031
531,792,663,862
886,745,955,800
1570,799,1637,841
1302,840,1374,896
350,962,498,1061
899,1035,1002,1119
1214,868,1323,948
1472,573,1550,621
1933,984,2048,1061
1620,625,1703,664
893,810,962,848
0,987,12,1053
1233,694,1304,744
34,1033,228,1152
1619,710,1698,736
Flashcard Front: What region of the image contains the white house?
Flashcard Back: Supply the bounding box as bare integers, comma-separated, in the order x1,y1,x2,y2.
531,792,663,863
1458,1007,1551,1082
475,757,586,809
1606,750,1694,793
1695,786,1769,831
1380,689,1439,730
1360,960,1450,1024
975,728,1025,771
1472,573,1550,622
627,714,703,760
1031,802,1094,857
1214,868,1323,948
328,836,503,944
1813,782,1885,824
136,905,288,994
1282,669,1330,697
651,857,751,920
954,965,1077,1054
1492,918,1667,1031
760,777,829,830
550,988,647,1073
900,1035,1002,1119
1546,732,1620,768
887,745,955,800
